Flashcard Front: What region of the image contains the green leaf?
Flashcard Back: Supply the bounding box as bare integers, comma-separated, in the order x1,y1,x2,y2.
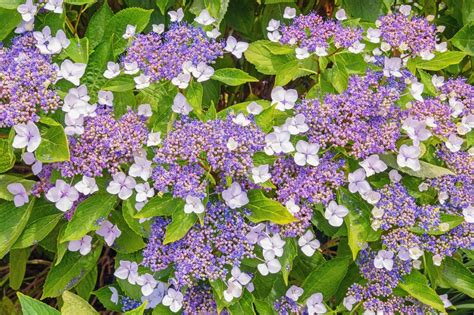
279,239,297,285
398,270,445,312
217,100,272,118
155,0,169,14
64,0,98,4
134,194,185,218
411,51,468,71
212,68,258,86
228,291,256,315
74,265,97,301
103,8,153,56
246,190,296,224
42,246,101,298
380,154,455,178
244,40,281,75
451,22,474,56
410,213,464,235
337,188,376,260
85,1,113,49
0,199,34,259
62,193,117,242
93,286,122,312
36,117,70,163
17,292,60,315
110,210,145,254
300,257,350,302
417,69,437,96
102,75,136,92
185,81,204,118
342,0,384,21
0,131,15,173
274,60,300,86
124,302,147,314
0,0,21,9
83,37,114,98
0,174,35,201
163,209,197,244
62,37,89,63
122,199,150,237
440,257,474,298
152,304,175,315
12,213,63,249
61,291,98,315
0,9,21,40
9,247,30,290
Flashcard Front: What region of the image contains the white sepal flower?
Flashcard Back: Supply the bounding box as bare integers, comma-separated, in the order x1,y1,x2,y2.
134,74,151,90
247,102,263,115
184,196,205,214
306,293,327,315
135,183,155,203
74,176,98,195
222,182,249,209
96,220,121,246
259,234,285,257
286,285,304,302
283,7,296,19
136,273,158,297
98,90,114,107
59,59,86,86
114,260,139,285
359,155,387,177
335,9,347,20
383,57,402,77
172,93,192,115
374,250,394,271
162,288,183,313
191,62,214,82
147,132,162,147
295,47,310,59
124,61,139,75
348,168,371,194
257,250,281,276
324,201,349,227
152,24,165,34
7,183,29,207
194,9,215,25
171,72,191,89
106,172,136,200
168,8,184,22
397,144,421,171
17,0,37,22
46,180,79,212
252,165,271,184
13,121,41,152
122,24,136,39
68,235,92,256
294,140,319,166
104,62,120,79
298,230,320,256
129,156,153,181
225,36,249,59
271,86,298,111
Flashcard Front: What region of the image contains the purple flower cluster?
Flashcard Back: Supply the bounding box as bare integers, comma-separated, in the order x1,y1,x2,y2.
279,12,362,51
153,116,265,186
271,155,345,236
57,106,148,177
123,23,224,82
437,148,474,179
273,296,301,315
143,202,254,287
182,284,221,315
378,13,437,56
439,77,474,115
346,249,430,313
296,71,403,158
0,33,61,127
405,98,456,137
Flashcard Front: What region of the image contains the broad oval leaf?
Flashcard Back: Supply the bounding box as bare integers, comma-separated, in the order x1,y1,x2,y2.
17,292,60,315
212,68,258,86
0,199,34,259
62,193,117,242
246,190,296,224
380,154,455,179
61,291,98,315
398,270,445,312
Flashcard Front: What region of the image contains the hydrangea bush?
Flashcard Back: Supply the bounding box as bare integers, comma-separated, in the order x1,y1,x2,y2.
0,0,473,314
